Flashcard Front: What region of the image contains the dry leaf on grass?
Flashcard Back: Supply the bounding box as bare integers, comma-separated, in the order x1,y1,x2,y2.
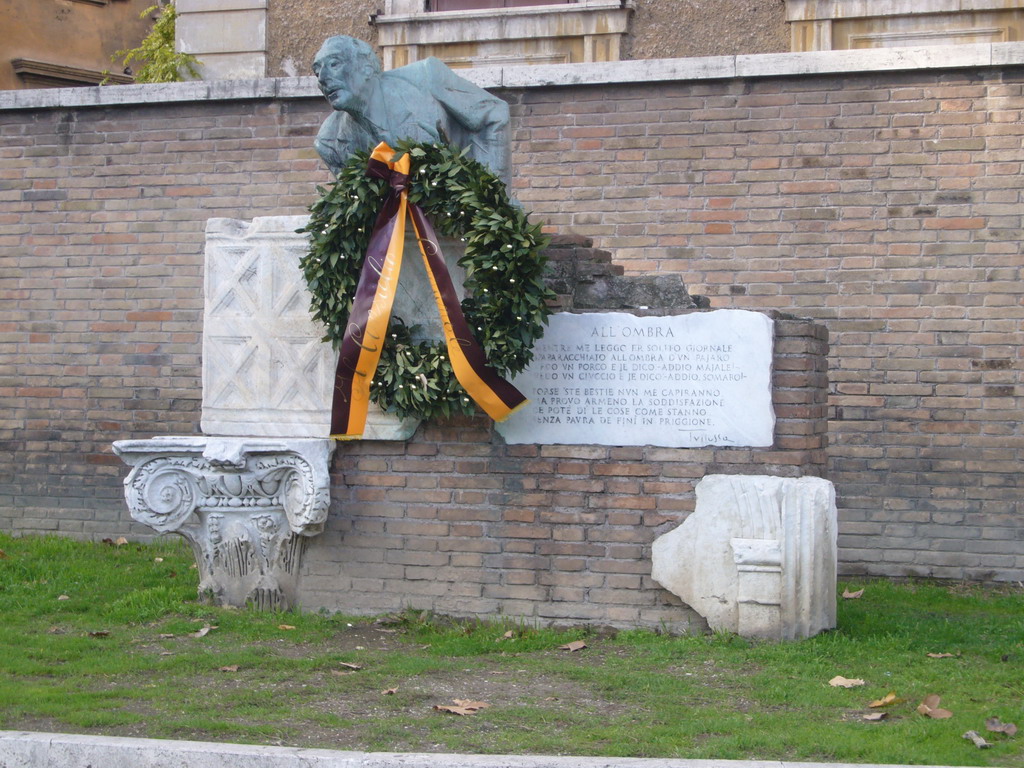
498,630,514,641
862,712,888,722
869,692,899,708
277,624,296,631
47,626,64,634
829,676,866,688
434,704,475,716
0,549,7,559
218,665,239,672
57,595,70,601
87,630,110,638
917,694,953,719
114,537,128,546
338,662,362,671
158,633,175,639
434,699,490,716
154,557,163,563
842,588,864,599
189,625,217,639
558,640,587,652
926,652,957,659
963,731,991,749
986,717,1018,737
381,687,398,695
454,699,489,710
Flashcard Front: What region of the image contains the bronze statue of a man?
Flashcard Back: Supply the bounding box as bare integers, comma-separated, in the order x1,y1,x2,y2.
313,36,510,183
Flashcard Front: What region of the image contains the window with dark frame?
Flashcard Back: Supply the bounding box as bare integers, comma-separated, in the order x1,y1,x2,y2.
429,0,573,11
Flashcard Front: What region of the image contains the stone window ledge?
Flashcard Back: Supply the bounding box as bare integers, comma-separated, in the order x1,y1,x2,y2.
786,0,1024,51
786,0,1024,20
11,59,133,88
377,0,633,68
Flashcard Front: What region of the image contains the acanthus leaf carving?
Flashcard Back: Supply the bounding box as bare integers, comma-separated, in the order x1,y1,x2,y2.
113,437,334,610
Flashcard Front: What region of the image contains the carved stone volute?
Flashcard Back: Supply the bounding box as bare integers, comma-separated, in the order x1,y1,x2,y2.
113,437,334,610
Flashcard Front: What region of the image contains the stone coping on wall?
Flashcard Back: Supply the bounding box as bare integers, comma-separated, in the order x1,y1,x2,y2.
2,40,1023,111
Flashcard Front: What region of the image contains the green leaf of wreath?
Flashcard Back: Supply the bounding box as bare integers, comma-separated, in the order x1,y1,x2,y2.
299,140,555,422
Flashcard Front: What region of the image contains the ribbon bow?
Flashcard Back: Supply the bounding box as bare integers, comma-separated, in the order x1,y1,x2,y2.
330,142,527,438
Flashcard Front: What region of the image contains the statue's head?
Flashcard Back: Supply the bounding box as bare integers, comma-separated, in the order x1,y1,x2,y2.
313,36,382,113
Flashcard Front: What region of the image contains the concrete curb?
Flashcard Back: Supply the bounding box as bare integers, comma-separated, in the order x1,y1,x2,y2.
0,732,962,768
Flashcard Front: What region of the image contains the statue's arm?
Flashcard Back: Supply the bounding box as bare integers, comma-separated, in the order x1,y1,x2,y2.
315,113,346,176
315,111,368,177
423,59,510,182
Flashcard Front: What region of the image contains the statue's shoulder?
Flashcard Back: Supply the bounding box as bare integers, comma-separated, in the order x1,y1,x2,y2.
416,57,451,75
387,57,451,90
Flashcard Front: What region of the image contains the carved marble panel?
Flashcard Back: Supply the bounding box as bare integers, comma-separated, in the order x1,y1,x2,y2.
113,437,334,610
651,474,837,640
201,216,418,440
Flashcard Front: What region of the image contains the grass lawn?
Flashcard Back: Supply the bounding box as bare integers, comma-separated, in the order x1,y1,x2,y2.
0,532,1021,766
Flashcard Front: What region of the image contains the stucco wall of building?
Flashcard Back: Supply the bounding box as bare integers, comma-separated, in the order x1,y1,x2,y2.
624,0,788,61
268,0,378,78
265,0,788,79
0,0,154,90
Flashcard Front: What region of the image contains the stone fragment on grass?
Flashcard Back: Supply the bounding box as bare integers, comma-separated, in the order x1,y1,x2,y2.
651,474,837,640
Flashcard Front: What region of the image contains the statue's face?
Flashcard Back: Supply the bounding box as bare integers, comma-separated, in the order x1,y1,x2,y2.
313,45,372,113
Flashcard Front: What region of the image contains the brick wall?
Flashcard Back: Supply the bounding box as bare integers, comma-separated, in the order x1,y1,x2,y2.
508,66,1024,581
1,53,1022,584
302,311,826,628
0,98,331,537
298,239,828,626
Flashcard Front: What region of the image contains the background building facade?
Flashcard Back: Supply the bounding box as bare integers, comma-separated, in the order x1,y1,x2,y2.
0,0,153,90
179,0,1024,80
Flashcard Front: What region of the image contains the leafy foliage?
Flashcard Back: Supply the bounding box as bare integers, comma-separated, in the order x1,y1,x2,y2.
299,141,554,421
111,3,201,84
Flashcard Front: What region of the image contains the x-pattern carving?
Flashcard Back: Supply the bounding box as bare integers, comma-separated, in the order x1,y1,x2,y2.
269,336,332,410
205,334,260,407
208,246,264,319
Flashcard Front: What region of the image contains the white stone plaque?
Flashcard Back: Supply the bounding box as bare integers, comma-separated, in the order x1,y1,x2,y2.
496,311,774,447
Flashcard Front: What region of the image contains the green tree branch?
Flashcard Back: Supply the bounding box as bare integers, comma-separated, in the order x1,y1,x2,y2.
110,3,201,83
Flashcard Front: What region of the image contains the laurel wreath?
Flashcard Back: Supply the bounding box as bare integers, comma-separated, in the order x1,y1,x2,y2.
299,141,554,421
